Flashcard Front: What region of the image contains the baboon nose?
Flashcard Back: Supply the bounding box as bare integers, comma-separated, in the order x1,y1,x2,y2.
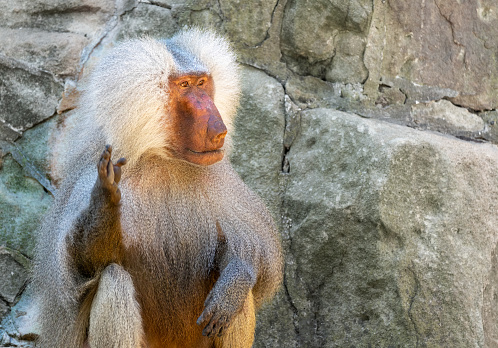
210,120,227,149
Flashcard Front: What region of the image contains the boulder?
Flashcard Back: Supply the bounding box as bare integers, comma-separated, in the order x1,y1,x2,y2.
0,61,62,134
219,0,278,47
364,0,498,111
0,247,29,304
254,108,498,347
281,0,372,79
0,117,56,257
0,286,39,343
411,99,485,135
230,66,285,217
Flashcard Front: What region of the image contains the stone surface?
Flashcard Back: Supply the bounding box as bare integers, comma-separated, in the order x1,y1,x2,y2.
285,74,339,109
480,110,498,143
281,0,372,79
0,60,62,133
0,0,114,34
325,32,369,84
1,287,39,342
0,247,29,304
220,0,278,47
364,0,498,111
116,2,177,41
411,99,486,133
0,0,115,78
0,115,58,260
0,155,53,258
0,301,8,322
0,28,90,78
273,108,498,347
230,66,285,217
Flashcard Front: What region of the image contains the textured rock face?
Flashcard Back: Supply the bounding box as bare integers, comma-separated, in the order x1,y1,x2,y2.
281,0,371,83
365,0,498,111
1,0,498,347
253,109,498,347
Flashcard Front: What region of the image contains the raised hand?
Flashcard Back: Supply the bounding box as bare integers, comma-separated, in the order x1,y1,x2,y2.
97,145,126,205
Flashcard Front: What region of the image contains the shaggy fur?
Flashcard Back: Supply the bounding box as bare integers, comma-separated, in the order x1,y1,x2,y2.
33,29,282,348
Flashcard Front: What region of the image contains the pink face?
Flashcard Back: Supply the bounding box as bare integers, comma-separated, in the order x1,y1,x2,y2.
167,74,227,166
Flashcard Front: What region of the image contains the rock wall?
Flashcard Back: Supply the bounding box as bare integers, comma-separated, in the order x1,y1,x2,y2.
1,0,498,346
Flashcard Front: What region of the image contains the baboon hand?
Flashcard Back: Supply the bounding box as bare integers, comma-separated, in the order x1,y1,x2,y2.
97,145,127,204
197,279,249,338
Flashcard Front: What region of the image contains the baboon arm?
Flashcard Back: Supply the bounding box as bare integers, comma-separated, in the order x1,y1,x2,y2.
66,146,125,276
197,257,256,337
66,180,123,277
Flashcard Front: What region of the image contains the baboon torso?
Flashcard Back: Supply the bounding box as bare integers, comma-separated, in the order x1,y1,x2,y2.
120,163,221,347
74,157,273,347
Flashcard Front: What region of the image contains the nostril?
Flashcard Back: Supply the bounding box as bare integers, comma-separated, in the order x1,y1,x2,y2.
208,116,227,148
213,131,227,149
212,121,227,140
216,129,227,140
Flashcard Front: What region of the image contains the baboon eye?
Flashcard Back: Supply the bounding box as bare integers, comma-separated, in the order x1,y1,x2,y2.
198,79,205,86
180,81,189,88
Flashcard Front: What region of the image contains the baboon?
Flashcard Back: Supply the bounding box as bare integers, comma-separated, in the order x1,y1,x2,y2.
33,29,283,348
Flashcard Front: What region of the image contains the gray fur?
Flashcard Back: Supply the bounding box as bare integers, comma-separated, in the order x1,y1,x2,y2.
33,29,282,348
164,39,208,75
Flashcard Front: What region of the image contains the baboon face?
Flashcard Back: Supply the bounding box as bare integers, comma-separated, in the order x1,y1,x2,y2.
167,73,227,166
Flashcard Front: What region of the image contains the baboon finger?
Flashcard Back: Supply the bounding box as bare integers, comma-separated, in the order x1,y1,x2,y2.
113,158,126,183
103,149,111,161
204,290,214,307
202,316,218,337
197,306,214,328
98,156,109,179
107,157,114,181
112,188,122,204
115,157,127,167
113,165,122,183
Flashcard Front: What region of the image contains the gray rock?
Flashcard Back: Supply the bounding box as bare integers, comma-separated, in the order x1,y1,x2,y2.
0,123,21,143
281,0,337,77
281,0,372,78
1,286,39,342
411,99,485,133
480,110,498,144
285,74,339,109
0,0,114,35
0,247,29,304
375,84,407,107
0,28,90,77
0,155,53,258
325,54,368,84
325,32,368,84
15,117,58,182
116,3,178,41
230,66,285,217
0,61,62,133
0,0,114,79
0,113,58,259
0,300,8,322
364,0,498,111
267,108,498,347
219,0,278,47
